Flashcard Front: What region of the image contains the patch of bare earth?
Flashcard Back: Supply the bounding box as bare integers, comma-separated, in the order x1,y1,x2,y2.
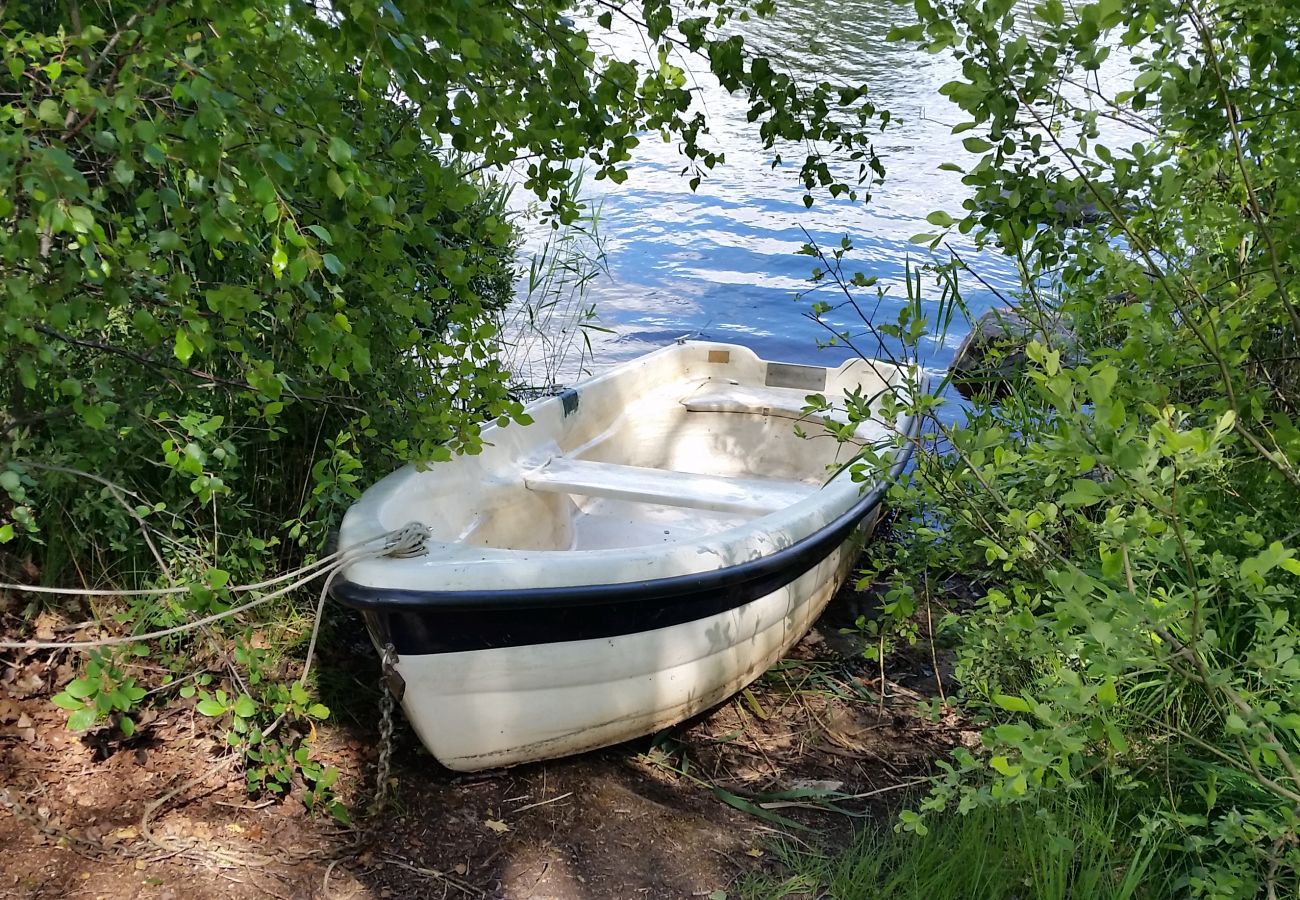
0,585,973,899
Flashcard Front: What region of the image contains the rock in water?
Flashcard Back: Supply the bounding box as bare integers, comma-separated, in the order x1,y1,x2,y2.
949,307,1077,400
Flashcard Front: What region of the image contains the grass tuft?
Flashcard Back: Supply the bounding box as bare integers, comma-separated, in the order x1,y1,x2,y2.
740,784,1170,900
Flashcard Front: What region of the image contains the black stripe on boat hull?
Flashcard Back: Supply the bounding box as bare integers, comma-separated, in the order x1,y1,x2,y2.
330,482,889,655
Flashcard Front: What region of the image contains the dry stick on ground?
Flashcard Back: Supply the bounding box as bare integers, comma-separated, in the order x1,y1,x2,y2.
733,702,783,784
379,855,485,898
922,570,947,705
139,756,259,865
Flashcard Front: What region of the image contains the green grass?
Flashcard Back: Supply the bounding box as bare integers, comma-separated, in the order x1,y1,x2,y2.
739,786,1171,900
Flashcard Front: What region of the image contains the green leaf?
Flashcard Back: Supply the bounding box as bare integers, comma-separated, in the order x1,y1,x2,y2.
1038,0,1065,26
174,330,195,364
251,176,277,204
926,210,955,227
233,694,256,718
962,137,993,153
1096,678,1117,707
326,170,346,198
990,755,1021,776
1277,714,1300,732
327,136,353,164
1134,68,1162,92
307,703,331,719
37,98,61,125
992,693,1031,713
1241,542,1296,581
196,698,227,717
1104,721,1128,753
67,708,97,731
65,678,98,700
112,159,135,186
51,691,84,710
1061,478,1106,507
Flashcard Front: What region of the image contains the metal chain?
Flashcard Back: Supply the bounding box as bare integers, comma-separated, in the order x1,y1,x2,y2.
0,786,104,856
370,643,400,814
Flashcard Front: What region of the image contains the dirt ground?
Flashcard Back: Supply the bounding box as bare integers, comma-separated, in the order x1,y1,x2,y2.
0,584,973,900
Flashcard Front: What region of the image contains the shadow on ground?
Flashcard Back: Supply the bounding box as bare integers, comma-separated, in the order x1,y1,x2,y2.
0,580,972,899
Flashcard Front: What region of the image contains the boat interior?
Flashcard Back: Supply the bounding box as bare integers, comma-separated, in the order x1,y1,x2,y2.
380,348,906,553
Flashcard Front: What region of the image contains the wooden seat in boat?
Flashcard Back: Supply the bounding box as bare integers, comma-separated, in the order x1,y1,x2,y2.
523,457,817,516
681,382,849,423
683,382,897,444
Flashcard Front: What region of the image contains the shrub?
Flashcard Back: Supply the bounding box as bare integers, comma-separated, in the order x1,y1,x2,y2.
852,0,1300,895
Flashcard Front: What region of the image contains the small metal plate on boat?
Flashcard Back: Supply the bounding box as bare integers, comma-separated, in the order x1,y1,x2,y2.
560,388,580,416
384,667,406,702
708,350,731,364
765,363,826,391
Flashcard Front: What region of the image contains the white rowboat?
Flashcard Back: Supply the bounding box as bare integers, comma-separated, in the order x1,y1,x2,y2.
332,341,918,771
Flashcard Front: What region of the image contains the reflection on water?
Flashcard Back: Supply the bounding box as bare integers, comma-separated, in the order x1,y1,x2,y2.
511,1,1126,391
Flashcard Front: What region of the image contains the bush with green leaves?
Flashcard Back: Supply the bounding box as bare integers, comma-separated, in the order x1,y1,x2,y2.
830,0,1300,896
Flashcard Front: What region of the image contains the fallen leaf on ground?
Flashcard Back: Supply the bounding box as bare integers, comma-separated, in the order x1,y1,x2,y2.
34,612,57,640
105,826,138,845
484,818,509,834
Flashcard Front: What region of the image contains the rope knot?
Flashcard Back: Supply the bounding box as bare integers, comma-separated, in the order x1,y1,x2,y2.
383,522,430,559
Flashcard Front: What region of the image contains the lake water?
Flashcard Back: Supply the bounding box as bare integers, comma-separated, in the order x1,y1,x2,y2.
505,3,1059,391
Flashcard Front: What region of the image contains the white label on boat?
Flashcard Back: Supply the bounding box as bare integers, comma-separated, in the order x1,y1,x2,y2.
765,363,827,391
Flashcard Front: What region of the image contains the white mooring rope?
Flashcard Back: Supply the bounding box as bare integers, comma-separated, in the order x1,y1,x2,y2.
0,523,429,653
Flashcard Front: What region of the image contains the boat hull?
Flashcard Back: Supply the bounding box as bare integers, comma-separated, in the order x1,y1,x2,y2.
370,512,873,771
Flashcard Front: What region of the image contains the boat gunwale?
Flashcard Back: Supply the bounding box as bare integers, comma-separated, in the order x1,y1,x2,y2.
329,429,914,615
331,479,884,610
